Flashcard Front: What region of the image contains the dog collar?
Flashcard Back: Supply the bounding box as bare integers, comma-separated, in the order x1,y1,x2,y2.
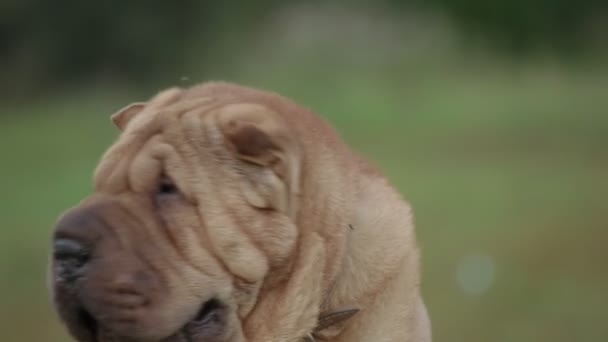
302,307,360,341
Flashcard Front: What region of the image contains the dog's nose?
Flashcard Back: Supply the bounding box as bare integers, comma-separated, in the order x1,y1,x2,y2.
53,238,90,280
52,206,101,281
54,238,87,259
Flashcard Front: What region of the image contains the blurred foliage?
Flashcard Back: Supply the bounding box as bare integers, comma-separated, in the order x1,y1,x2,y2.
0,0,281,93
405,0,608,53
1,0,607,95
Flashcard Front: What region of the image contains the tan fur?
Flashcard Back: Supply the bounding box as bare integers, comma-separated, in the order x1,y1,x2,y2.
52,82,430,341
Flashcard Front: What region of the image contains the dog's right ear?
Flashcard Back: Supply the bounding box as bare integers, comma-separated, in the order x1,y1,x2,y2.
217,103,301,215
111,102,146,130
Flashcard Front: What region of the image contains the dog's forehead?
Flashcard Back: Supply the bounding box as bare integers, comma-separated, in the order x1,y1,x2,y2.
123,91,219,136
98,83,265,174
127,88,184,129
131,82,276,130
94,90,230,193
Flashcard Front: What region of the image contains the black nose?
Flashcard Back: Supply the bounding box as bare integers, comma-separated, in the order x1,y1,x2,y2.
52,205,105,281
53,238,89,281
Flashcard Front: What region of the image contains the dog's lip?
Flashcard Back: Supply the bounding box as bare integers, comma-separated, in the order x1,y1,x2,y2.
70,299,225,342
73,307,98,342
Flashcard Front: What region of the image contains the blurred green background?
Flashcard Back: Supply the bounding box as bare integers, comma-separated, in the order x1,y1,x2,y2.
1,1,607,341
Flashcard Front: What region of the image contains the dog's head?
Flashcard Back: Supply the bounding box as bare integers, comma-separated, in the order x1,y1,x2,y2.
50,84,306,341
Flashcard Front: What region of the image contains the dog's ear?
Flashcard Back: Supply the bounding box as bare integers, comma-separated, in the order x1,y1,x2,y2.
218,103,300,213
219,103,290,175
111,102,146,130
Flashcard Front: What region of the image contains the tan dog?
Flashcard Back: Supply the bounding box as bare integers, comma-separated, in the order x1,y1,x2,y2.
50,82,431,342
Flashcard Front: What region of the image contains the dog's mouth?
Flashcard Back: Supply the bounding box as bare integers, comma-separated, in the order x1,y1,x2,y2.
76,309,98,340
71,298,227,342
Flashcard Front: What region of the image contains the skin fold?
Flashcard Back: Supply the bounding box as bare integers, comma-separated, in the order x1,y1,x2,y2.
50,82,431,342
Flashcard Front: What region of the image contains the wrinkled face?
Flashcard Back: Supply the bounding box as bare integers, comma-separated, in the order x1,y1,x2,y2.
50,89,301,341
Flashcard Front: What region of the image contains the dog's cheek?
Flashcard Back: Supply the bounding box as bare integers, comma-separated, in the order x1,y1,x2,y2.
238,163,288,213
241,182,267,209
233,279,263,319
248,217,298,271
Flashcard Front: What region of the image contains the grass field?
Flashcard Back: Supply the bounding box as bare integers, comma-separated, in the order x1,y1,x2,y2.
1,55,607,341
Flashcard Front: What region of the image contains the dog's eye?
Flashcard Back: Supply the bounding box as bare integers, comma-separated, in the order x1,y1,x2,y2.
157,174,178,195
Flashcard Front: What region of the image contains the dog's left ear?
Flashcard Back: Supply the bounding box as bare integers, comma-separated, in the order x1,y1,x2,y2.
111,102,146,130
219,103,292,176
218,103,300,214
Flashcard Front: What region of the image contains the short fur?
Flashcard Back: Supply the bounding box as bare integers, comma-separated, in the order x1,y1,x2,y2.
51,82,431,341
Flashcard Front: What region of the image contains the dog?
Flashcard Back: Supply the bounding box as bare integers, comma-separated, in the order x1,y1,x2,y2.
50,82,431,341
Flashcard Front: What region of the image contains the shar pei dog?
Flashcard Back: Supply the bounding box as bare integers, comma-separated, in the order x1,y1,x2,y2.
50,82,431,342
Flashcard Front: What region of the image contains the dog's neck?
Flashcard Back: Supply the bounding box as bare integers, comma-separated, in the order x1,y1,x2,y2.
283,115,419,340
305,162,418,340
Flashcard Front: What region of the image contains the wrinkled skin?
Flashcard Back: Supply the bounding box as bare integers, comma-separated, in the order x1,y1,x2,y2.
50,82,431,342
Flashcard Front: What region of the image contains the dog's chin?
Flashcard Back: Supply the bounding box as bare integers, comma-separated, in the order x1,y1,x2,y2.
58,298,230,342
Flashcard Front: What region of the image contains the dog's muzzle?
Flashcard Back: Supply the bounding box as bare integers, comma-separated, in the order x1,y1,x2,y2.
50,201,229,341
